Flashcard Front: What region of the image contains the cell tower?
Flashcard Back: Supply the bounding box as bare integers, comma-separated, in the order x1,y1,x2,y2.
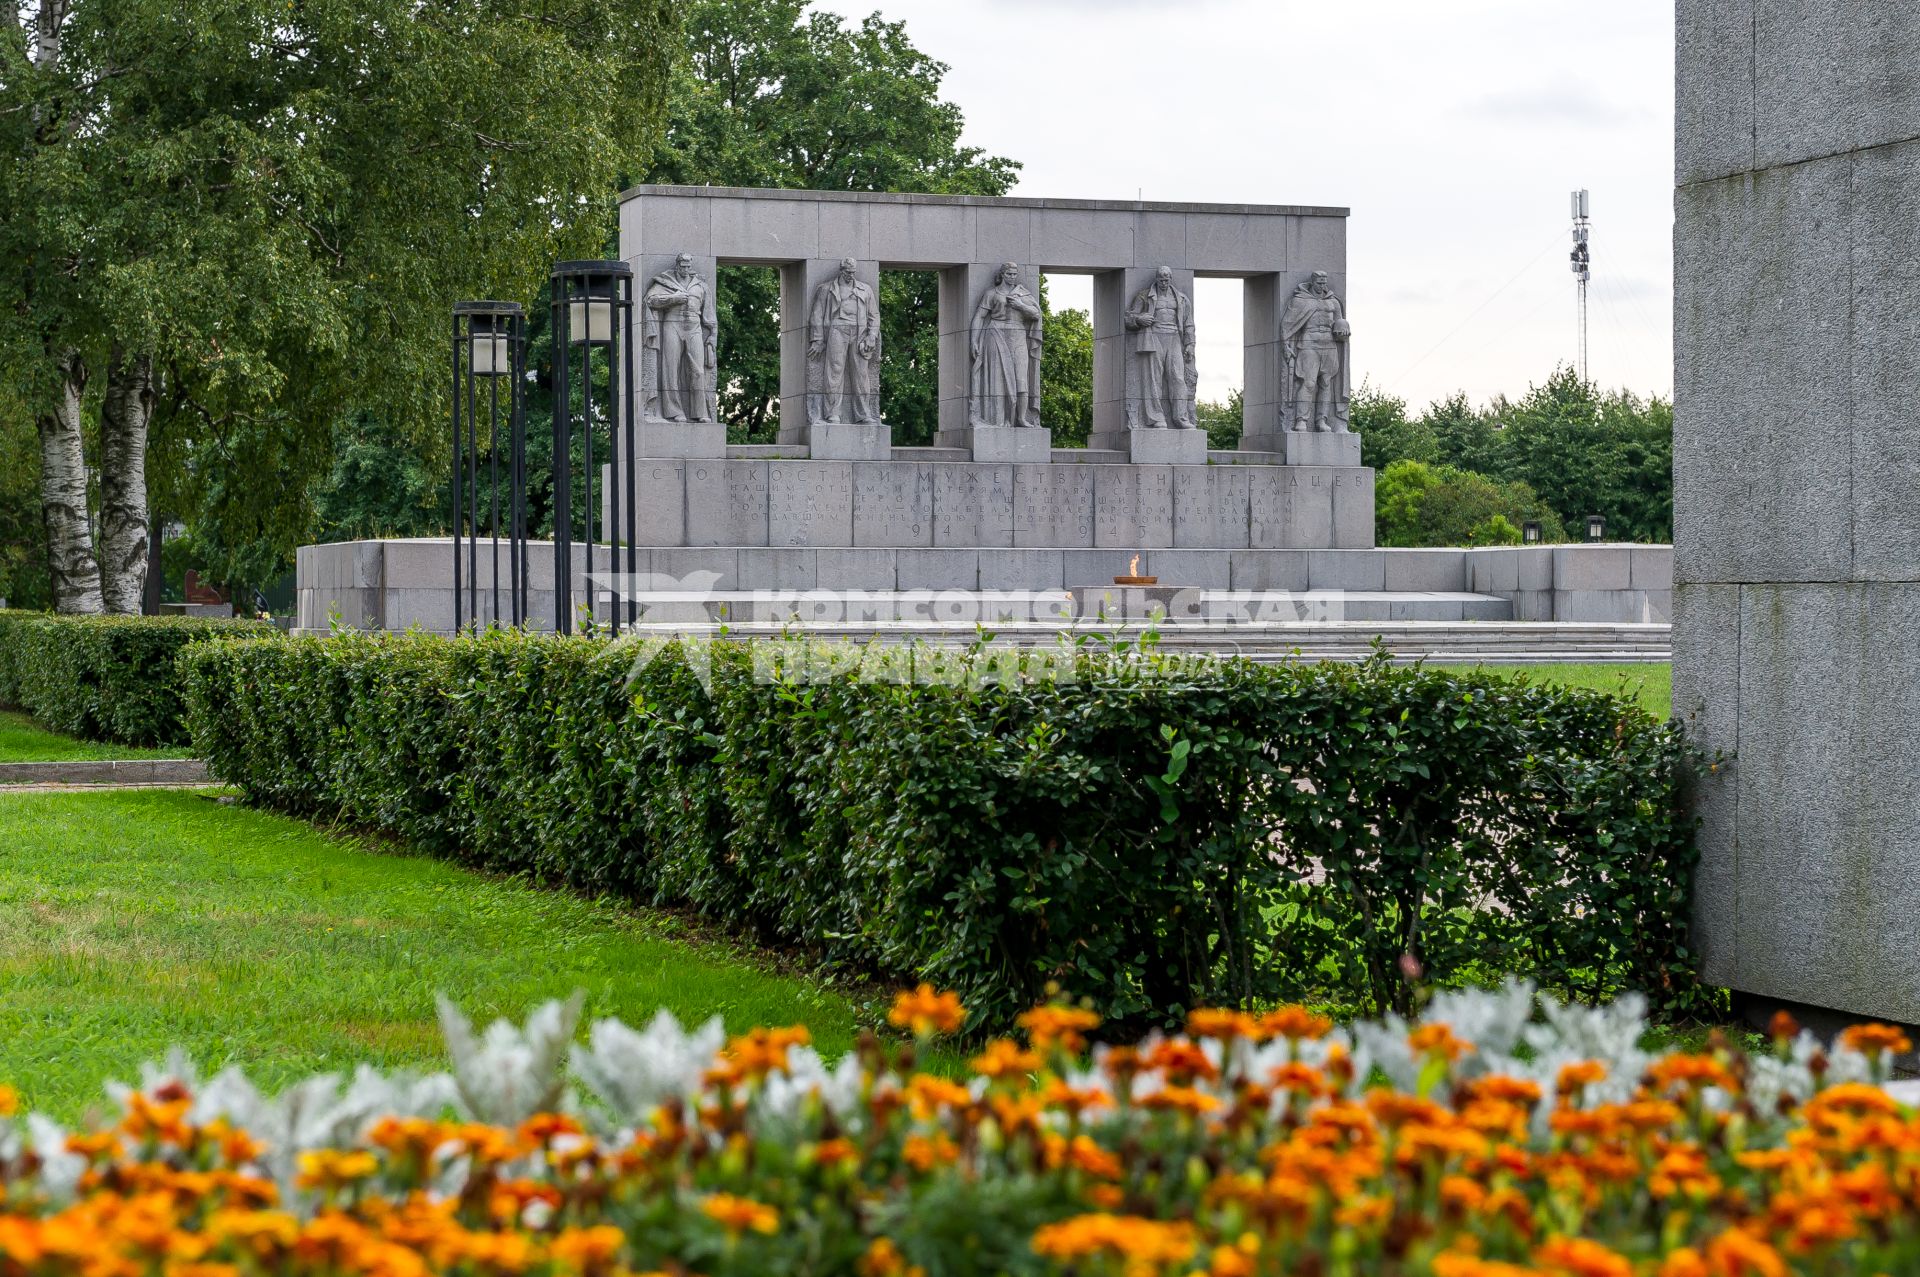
1570,189,1591,382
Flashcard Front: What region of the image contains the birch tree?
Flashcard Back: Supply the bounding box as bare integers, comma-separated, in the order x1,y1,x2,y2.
1,0,678,610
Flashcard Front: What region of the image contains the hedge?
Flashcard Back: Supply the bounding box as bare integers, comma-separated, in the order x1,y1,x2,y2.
0,611,274,747
180,631,1709,1028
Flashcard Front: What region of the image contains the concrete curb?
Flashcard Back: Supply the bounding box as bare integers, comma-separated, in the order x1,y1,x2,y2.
0,759,209,786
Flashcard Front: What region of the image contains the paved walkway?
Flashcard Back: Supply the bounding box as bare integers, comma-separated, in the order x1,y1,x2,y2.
0,759,210,787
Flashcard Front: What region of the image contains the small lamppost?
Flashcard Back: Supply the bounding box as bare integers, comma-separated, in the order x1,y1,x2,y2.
452,301,528,632
1585,514,1606,543
550,262,636,635
1521,520,1543,545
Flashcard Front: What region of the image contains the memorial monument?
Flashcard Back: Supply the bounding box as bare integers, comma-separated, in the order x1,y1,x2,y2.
1675,1,1920,1027
605,183,1375,589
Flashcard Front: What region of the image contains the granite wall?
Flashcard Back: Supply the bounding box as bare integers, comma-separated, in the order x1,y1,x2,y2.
1674,2,1920,1020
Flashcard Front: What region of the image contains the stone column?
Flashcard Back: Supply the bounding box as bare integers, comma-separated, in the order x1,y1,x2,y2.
777,258,891,460
1675,0,1920,1026
934,261,1051,464
1089,267,1208,464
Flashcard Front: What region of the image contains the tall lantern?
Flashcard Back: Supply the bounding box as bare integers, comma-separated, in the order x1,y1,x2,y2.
550,262,636,635
451,301,528,632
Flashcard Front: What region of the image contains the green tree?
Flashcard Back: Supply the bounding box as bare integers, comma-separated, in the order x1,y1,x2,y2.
1354,384,1438,470
1197,389,1244,451
651,0,1017,444
1375,459,1563,548
1422,392,1503,475
2,0,679,606
1040,301,1094,446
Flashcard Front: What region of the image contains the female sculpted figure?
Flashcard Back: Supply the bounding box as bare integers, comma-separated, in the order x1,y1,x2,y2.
968,262,1043,427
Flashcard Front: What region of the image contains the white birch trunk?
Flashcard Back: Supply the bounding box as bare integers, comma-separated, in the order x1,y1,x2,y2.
99,347,153,614
35,348,104,614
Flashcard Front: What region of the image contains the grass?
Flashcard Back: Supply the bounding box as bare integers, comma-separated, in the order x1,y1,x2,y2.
0,789,860,1121
0,710,184,764
1437,662,1671,719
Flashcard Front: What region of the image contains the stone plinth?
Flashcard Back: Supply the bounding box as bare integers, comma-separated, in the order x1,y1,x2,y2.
1281,431,1362,468
1674,0,1920,1024
635,420,727,458
1087,428,1209,465
933,425,1052,465
794,419,893,461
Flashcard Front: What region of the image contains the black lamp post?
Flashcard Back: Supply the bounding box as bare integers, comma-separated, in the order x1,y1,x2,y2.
1521,520,1543,545
1585,514,1606,543
452,301,528,632
550,261,636,635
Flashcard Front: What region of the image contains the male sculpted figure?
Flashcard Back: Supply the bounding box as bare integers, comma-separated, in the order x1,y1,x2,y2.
1281,270,1350,433
968,263,1043,428
643,254,717,422
1124,266,1197,429
806,258,880,425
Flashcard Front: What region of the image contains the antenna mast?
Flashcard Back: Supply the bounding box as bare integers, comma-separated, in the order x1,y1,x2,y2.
1570,189,1591,382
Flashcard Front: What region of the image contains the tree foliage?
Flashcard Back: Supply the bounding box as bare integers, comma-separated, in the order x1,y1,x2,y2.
2,0,680,597
1366,368,1672,544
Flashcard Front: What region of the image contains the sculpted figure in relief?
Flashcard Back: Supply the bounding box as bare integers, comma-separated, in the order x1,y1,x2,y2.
1282,270,1351,432
807,258,881,425
643,254,717,422
1124,266,1197,429
968,262,1043,428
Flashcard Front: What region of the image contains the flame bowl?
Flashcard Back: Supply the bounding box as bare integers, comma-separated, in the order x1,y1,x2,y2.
1112,575,1158,586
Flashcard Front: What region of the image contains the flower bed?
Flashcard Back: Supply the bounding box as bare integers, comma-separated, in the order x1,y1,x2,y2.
0,984,1910,1275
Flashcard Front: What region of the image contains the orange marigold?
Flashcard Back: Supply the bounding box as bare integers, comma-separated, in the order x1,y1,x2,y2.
902,1131,959,1173
888,985,966,1037
858,1237,926,1277
547,1225,625,1272
295,1150,379,1191
1658,1248,1708,1277
1407,1022,1472,1062
1703,1229,1788,1277
1019,1005,1102,1054
1431,1256,1536,1277
1837,1023,1913,1058
1185,1009,1258,1041
1556,1060,1608,1096
1029,1213,1196,1266
1533,1236,1632,1277
1257,1006,1333,1041
1140,1084,1224,1117
700,1192,779,1236
971,1039,1041,1081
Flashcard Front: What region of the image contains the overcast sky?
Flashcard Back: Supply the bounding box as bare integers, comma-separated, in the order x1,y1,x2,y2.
818,0,1675,410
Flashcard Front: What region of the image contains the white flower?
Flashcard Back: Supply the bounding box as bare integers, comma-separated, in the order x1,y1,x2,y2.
571,1009,725,1127
437,994,582,1126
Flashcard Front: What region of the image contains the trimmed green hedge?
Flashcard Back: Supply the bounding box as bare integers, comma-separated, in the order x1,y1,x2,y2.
0,611,274,747
180,632,1708,1028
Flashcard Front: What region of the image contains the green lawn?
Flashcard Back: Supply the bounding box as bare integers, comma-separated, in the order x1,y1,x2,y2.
1438,662,1671,719
0,710,182,763
0,789,858,1121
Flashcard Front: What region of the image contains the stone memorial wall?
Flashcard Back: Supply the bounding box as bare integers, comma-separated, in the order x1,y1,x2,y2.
605,186,1371,594
1676,2,1920,1025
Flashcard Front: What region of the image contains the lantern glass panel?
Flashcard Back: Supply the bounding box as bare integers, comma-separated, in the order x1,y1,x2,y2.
569,293,615,345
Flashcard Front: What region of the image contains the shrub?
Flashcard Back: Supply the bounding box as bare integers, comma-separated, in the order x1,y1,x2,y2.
0,984,1908,1276
182,632,1708,1029
0,612,273,747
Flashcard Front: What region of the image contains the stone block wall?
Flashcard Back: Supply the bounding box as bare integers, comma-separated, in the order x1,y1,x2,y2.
1675,1,1920,1021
